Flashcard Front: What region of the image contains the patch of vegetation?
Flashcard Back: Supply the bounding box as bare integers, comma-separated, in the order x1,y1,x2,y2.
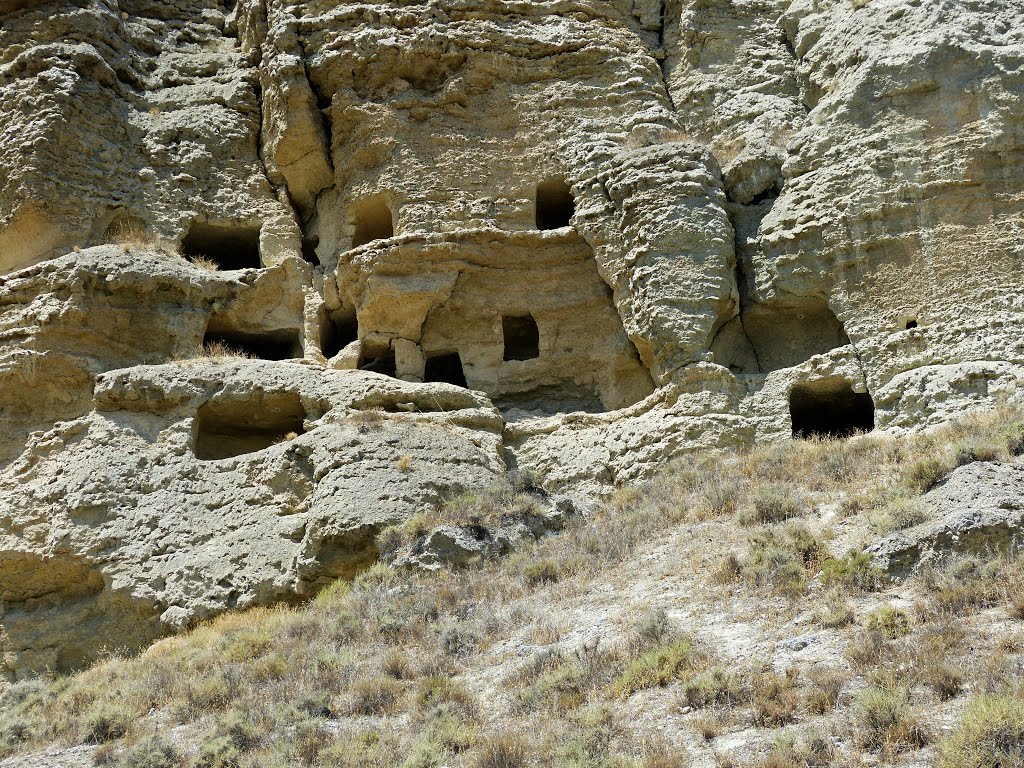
938,693,1024,768
820,550,884,592
613,638,697,698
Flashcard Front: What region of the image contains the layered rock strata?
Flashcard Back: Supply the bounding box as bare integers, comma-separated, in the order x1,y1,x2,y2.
0,0,1021,674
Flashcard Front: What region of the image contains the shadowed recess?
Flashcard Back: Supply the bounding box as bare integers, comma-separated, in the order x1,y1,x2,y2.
425,352,468,387
790,378,874,439
536,178,575,230
183,222,261,270
502,315,540,361
194,392,307,460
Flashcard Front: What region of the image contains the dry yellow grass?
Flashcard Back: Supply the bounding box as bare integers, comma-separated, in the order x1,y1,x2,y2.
2,405,1024,765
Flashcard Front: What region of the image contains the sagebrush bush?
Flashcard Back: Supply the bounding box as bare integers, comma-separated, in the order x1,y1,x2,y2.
613,639,696,698
855,680,927,754
820,551,884,592
739,486,807,526
938,694,1024,767
751,670,799,728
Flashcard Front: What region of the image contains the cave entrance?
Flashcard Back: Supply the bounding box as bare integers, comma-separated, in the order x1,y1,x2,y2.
320,309,358,360
360,347,397,377
182,222,262,270
425,352,468,387
502,315,540,361
351,196,394,248
790,379,875,439
195,392,306,460
203,327,302,360
535,179,575,230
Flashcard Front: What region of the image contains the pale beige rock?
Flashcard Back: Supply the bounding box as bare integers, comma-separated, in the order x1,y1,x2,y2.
0,0,1022,672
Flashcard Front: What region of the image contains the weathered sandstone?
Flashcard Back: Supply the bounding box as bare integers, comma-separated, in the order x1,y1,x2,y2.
0,0,1021,674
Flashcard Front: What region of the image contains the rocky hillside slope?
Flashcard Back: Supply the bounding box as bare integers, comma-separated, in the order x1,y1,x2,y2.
0,0,1021,681
3,408,1024,767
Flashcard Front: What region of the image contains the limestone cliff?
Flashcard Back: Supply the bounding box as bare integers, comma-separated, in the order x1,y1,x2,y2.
0,0,1021,676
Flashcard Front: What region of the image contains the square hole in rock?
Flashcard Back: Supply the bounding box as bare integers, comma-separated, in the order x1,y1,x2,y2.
360,348,397,377
502,315,540,361
350,196,394,248
425,352,468,387
320,310,358,360
203,328,302,360
790,379,875,439
535,178,575,230
183,222,262,270
195,393,306,460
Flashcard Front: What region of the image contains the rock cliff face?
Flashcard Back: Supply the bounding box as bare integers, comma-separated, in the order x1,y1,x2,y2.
0,0,1021,676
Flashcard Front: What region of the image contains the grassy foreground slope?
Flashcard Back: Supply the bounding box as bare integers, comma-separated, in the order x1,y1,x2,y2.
5,408,1024,767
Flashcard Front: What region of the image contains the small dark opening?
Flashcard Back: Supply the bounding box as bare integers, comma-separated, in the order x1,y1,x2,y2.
503,315,540,361
360,348,397,377
425,353,468,387
905,319,918,329
203,328,301,360
320,310,358,360
351,196,394,248
535,179,575,230
183,222,261,270
302,236,320,266
195,393,306,461
790,380,875,439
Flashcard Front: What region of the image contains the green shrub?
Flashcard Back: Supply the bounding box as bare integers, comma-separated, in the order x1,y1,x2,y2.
855,681,927,753
82,701,131,744
613,639,695,698
738,486,807,526
821,551,884,591
741,530,808,595
905,457,951,493
103,735,181,768
522,558,560,586
518,663,589,712
938,694,1024,767
681,667,748,709
873,497,927,534
865,606,910,638
193,735,240,768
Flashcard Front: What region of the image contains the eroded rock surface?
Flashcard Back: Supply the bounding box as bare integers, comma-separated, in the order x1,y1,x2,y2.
869,461,1024,575
0,0,1022,673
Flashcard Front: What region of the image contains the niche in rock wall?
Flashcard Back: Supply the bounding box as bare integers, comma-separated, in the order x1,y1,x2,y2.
790,379,874,439
320,309,358,360
204,326,302,361
183,222,262,270
536,179,575,230
351,195,394,248
302,236,321,266
712,299,851,374
103,212,148,243
502,315,540,361
194,392,306,460
424,352,468,387
360,347,397,377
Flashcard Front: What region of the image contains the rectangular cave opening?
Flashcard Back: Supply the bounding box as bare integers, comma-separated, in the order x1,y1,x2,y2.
502,314,540,361
535,178,575,230
424,352,468,387
194,392,306,461
351,195,394,248
182,222,262,270
204,327,302,361
790,379,875,439
359,347,397,378
320,309,358,360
